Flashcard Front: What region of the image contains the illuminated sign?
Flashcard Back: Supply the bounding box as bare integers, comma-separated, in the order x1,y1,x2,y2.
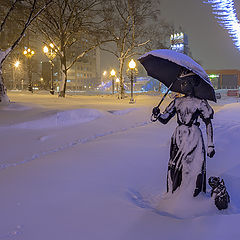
209,74,219,78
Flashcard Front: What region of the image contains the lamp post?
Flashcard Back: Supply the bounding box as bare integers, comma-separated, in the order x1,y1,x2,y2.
23,48,35,92
116,77,120,99
110,69,116,95
128,59,136,103
103,70,107,78
102,70,108,84
13,60,20,89
43,43,57,95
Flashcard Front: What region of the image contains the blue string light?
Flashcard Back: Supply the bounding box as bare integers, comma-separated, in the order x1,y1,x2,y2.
204,0,240,50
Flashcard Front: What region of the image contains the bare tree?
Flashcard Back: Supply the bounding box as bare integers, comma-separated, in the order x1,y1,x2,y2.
35,0,109,97
0,0,52,104
100,0,168,99
144,20,173,51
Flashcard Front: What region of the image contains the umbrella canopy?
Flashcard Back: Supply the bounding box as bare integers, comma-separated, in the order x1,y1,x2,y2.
138,49,216,102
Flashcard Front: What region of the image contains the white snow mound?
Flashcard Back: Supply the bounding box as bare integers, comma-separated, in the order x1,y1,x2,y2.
109,108,138,115
215,103,240,123
0,103,32,111
12,108,103,129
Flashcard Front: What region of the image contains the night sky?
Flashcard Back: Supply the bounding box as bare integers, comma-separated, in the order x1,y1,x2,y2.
159,0,240,70
100,0,240,73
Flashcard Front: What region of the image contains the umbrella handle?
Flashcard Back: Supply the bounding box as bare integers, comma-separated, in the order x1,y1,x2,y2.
151,79,177,122
156,80,175,108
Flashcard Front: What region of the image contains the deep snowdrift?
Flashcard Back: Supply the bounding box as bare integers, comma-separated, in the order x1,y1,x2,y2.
0,93,240,240
11,108,104,129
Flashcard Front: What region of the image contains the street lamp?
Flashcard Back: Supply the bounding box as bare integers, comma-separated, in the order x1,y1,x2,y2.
102,70,107,83
110,69,116,95
43,43,57,95
13,60,20,89
23,48,35,92
116,77,120,99
128,59,137,103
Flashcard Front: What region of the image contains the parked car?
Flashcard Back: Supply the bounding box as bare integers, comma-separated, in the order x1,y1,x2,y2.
216,92,221,99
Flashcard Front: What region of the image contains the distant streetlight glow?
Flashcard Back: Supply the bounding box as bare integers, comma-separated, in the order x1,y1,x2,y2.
23,48,35,58
43,46,49,53
103,70,107,76
43,43,57,95
128,59,137,103
129,59,136,69
110,69,116,76
14,60,20,68
110,69,116,95
13,60,20,89
23,47,35,92
116,78,120,98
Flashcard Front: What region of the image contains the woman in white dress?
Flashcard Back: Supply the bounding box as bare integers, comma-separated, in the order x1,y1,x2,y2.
152,71,215,197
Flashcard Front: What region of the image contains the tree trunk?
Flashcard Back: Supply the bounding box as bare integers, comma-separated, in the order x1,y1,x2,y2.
119,57,125,99
0,50,10,105
0,64,10,105
59,54,67,97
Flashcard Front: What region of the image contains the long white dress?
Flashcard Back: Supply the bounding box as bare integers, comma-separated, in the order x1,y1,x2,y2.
158,96,214,197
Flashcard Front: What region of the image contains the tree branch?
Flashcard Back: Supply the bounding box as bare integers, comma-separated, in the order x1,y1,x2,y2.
99,46,119,58
67,39,112,71
6,0,53,59
0,0,19,33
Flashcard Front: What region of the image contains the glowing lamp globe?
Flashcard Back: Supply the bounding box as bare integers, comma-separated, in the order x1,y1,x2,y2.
110,69,116,76
43,46,49,53
14,61,20,68
129,59,136,69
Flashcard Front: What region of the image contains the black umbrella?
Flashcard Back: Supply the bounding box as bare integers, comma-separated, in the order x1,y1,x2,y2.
138,49,216,102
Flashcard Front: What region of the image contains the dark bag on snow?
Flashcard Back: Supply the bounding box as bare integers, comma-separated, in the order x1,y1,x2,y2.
208,176,230,210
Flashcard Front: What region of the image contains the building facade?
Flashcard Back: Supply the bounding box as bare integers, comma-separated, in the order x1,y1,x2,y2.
206,69,240,89
170,32,189,55
66,47,101,91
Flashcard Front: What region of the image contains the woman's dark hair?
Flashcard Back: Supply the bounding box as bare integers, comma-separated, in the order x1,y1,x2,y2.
191,75,201,87
180,73,201,87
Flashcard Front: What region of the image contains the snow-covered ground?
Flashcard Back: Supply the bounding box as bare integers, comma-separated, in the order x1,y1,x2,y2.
0,91,240,240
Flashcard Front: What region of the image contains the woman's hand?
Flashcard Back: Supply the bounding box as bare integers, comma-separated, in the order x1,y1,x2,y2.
207,146,215,158
152,107,160,117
